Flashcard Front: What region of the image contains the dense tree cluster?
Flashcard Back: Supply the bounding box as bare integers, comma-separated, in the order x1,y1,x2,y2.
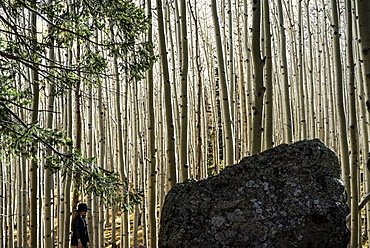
0,0,153,216
2,0,370,247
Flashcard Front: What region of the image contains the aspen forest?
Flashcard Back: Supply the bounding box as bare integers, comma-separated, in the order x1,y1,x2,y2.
1,0,370,247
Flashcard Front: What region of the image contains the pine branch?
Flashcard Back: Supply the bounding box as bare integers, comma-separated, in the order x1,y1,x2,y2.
0,98,60,113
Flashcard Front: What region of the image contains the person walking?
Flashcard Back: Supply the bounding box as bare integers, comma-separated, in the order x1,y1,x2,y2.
71,203,91,248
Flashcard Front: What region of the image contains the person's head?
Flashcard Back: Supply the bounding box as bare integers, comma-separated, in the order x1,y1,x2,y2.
75,203,91,216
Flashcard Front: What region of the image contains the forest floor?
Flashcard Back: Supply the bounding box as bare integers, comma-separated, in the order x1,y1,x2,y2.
12,209,370,247
104,210,145,248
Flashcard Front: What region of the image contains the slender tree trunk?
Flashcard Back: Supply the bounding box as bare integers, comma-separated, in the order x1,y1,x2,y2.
330,0,355,245
44,75,56,248
97,83,106,248
347,0,360,247
250,0,265,155
86,84,94,246
189,1,205,176
0,162,4,248
297,1,307,140
7,158,14,248
121,78,131,248
179,0,190,180
227,0,235,126
16,156,25,248
354,0,370,239
211,0,235,166
157,0,178,188
147,0,158,245
30,1,40,245
276,0,293,143
263,0,273,149
72,41,82,210
44,4,56,244
63,90,73,248
235,1,248,156
306,2,317,138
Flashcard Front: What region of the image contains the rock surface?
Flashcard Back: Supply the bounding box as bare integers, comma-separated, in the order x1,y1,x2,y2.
159,139,350,248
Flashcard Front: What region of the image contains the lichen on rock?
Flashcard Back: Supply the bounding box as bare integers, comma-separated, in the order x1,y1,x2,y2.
159,139,350,248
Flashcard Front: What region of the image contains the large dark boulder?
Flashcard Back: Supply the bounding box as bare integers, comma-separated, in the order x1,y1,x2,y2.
159,139,350,247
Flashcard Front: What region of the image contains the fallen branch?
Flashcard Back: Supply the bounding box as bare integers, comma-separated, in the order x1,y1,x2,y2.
346,192,370,223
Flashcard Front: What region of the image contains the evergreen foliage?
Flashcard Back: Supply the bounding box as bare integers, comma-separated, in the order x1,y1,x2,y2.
0,0,154,210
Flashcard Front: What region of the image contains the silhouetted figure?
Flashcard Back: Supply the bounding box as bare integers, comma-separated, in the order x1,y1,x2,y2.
71,203,91,248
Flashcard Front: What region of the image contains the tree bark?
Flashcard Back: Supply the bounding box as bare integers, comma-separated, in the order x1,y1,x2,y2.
179,0,190,180
263,0,273,149
331,0,355,245
250,0,265,155
276,0,293,143
157,0,178,188
30,0,40,245
211,0,235,166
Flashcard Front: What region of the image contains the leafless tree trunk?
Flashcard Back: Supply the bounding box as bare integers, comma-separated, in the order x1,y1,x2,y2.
250,0,265,154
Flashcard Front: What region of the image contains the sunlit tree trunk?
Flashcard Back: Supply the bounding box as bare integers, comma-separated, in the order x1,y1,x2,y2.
132,82,140,248
296,1,307,140
96,83,106,248
306,2,317,139
211,0,235,166
235,1,248,156
44,64,56,248
330,0,355,245
189,1,206,175
0,163,4,247
355,0,370,240
146,0,158,246
276,0,293,143
227,0,235,125
119,79,131,248
6,158,14,248
347,0,361,246
86,83,95,246
122,76,131,248
17,155,27,248
63,53,74,248
157,0,178,188
44,2,56,244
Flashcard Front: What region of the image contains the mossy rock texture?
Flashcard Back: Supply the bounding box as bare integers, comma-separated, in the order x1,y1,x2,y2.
159,139,350,248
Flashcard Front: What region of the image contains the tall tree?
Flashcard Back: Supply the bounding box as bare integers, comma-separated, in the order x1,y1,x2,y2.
147,0,158,245
0,0,153,246
329,0,354,244
263,0,273,149
250,0,265,154
211,0,235,166
297,0,308,140
305,1,317,139
29,1,40,246
156,0,178,188
179,0,190,180
44,6,57,245
346,0,360,246
276,0,293,143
